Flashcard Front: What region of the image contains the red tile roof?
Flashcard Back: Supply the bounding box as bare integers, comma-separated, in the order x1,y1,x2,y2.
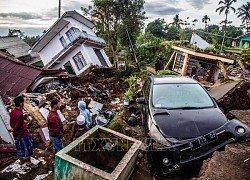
0,52,42,104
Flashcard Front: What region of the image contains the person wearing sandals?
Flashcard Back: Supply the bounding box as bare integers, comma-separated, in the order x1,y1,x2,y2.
9,96,37,169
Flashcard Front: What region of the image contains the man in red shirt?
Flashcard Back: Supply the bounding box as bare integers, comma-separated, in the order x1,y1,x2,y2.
9,96,37,168
47,99,64,153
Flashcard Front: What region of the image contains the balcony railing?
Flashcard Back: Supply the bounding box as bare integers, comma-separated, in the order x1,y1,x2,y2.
63,31,106,47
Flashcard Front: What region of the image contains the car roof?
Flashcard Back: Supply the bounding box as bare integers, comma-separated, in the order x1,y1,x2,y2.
150,75,199,84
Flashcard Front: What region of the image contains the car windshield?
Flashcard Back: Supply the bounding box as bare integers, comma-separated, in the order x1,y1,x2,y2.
152,83,214,109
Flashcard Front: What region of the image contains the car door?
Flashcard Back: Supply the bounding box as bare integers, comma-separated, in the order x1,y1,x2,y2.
142,78,151,134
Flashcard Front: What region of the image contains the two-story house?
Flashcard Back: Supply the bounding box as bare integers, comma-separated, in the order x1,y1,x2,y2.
31,11,111,75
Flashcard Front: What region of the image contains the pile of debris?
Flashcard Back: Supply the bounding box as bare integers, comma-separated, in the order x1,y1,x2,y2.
227,66,248,78
217,79,250,114
195,79,250,180
0,66,131,179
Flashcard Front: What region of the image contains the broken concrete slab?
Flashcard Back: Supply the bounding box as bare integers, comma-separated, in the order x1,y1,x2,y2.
88,100,103,115
0,157,40,178
54,125,142,180
0,96,14,144
208,81,241,101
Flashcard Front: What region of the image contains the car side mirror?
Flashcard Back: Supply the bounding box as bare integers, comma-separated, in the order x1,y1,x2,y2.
136,97,146,104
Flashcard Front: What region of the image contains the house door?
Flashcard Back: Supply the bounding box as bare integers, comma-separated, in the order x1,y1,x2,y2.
94,49,108,66
64,61,75,75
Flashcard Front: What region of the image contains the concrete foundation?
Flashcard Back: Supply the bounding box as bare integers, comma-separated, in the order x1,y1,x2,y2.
54,125,142,180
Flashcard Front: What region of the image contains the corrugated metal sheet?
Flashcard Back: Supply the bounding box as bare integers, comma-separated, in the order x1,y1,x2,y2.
0,36,30,58
0,53,42,104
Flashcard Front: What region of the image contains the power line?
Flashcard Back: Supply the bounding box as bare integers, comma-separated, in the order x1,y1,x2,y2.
193,29,235,39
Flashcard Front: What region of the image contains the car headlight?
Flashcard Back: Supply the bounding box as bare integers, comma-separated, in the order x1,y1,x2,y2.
149,122,170,146
163,158,170,165
236,126,246,134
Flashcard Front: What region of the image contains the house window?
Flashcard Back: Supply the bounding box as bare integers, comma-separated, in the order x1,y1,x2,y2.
73,52,87,71
66,27,81,42
94,48,108,66
60,37,67,48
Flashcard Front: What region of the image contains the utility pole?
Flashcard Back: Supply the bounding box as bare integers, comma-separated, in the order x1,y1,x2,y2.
125,29,140,73
58,0,61,18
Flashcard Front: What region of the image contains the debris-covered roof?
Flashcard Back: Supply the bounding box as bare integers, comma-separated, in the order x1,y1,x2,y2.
0,36,30,58
0,52,42,104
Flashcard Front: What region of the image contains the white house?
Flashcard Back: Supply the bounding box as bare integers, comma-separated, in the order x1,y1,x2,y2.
31,11,112,75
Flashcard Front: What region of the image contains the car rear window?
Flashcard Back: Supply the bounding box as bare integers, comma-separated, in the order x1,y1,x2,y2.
152,83,214,109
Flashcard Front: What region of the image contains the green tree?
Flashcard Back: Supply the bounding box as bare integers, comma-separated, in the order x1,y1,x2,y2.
166,26,180,40
23,35,40,46
82,0,146,63
237,2,250,32
170,14,183,30
8,29,25,38
145,18,167,38
202,15,210,30
216,0,237,51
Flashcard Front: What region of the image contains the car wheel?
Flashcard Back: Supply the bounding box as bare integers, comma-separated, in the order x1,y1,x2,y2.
146,136,153,163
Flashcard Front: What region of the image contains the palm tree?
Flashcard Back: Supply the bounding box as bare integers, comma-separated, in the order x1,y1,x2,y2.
170,14,183,30
216,0,237,52
202,15,210,30
237,2,250,32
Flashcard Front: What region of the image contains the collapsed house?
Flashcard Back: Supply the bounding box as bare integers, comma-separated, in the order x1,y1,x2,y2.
0,36,41,66
165,45,235,82
30,11,112,75
0,51,68,104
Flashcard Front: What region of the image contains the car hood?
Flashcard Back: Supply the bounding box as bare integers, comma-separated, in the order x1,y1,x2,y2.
152,108,227,139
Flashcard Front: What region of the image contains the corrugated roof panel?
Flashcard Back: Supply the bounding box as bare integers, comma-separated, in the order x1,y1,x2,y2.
0,54,42,104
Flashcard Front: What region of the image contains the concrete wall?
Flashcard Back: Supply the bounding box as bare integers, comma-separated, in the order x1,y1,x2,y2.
239,35,250,48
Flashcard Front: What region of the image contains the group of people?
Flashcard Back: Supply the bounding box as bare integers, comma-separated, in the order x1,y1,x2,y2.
9,96,92,168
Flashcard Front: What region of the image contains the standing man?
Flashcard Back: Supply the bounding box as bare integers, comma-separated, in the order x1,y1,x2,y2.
10,96,37,168
47,99,64,153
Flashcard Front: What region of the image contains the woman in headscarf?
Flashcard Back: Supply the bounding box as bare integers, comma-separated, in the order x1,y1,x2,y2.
77,101,92,129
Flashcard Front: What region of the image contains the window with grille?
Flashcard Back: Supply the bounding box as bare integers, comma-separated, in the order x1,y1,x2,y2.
73,52,87,71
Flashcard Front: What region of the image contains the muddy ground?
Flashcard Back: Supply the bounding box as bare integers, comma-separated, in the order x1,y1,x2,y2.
0,67,249,180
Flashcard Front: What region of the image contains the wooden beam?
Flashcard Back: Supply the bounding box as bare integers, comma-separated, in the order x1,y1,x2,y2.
218,61,229,80
164,50,176,70
172,46,235,64
181,53,190,76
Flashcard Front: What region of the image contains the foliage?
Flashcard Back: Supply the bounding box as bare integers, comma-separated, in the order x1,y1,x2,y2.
170,14,183,30
135,32,173,67
124,75,138,101
237,2,250,32
145,18,167,38
202,15,210,29
156,70,178,75
8,29,25,38
23,35,40,46
239,49,250,63
82,0,146,63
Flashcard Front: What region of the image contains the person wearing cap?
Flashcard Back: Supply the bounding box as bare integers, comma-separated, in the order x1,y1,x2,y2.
74,115,88,138
78,101,92,129
47,99,64,153
9,96,37,168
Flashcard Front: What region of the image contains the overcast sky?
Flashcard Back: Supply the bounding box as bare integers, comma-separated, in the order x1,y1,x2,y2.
0,0,247,36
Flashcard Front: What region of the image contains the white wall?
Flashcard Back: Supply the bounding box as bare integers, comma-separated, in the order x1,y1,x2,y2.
39,17,96,66
53,46,92,75
38,16,111,71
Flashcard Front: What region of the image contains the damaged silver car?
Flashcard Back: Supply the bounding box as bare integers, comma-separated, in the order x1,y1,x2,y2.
136,76,250,175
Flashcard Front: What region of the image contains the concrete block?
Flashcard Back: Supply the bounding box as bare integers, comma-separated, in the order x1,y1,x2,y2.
54,125,142,180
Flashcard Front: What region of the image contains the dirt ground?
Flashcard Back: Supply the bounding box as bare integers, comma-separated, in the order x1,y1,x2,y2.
0,67,249,180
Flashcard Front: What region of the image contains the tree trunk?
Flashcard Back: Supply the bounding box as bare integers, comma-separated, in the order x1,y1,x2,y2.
220,13,228,53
